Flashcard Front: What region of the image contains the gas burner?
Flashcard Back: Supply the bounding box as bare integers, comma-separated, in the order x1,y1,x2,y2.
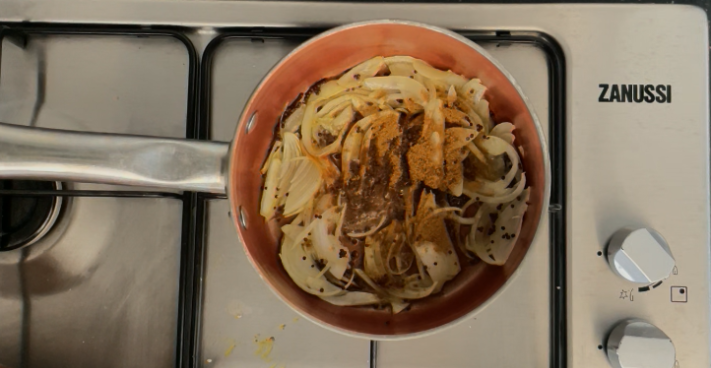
0,180,63,252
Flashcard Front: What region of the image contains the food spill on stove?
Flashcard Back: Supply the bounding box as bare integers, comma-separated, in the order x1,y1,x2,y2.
227,300,249,319
260,55,530,313
279,324,286,330
254,335,275,362
292,317,299,322
224,338,236,357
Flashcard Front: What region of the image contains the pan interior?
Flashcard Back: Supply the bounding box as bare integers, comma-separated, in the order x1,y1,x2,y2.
228,22,546,337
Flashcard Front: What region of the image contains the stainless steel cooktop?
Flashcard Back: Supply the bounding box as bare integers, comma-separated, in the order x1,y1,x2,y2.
0,2,707,368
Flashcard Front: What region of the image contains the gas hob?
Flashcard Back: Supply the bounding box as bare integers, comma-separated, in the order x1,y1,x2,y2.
0,2,707,368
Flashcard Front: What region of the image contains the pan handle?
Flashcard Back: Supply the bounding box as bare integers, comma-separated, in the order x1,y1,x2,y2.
0,122,230,194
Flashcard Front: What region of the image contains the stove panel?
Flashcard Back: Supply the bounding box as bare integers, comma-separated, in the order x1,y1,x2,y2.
566,7,710,368
0,33,194,368
0,3,707,368
0,34,189,137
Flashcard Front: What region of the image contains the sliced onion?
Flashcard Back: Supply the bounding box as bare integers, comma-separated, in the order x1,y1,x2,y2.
364,76,428,105
467,188,530,265
412,243,426,280
476,134,509,156
299,100,318,155
354,268,385,294
386,92,406,105
280,236,345,296
367,89,388,103
466,142,487,163
456,96,484,129
282,104,306,135
363,237,387,282
387,280,438,300
329,105,355,133
314,194,334,216
342,271,356,288
383,56,430,82
490,122,515,144
315,106,351,137
282,132,303,156
314,262,332,279
341,126,365,180
390,299,410,314
321,291,381,306
383,56,420,65
277,132,304,198
283,157,322,217
450,212,484,225
337,56,385,86
386,241,413,276
281,223,303,243
260,141,282,176
316,106,355,156
444,127,481,195
429,206,463,217
499,147,522,191
423,87,445,137
462,203,488,247
312,219,350,280
388,62,416,77
447,85,457,107
358,126,375,177
459,78,487,104
473,143,522,196
314,88,371,106
412,241,460,286
464,173,526,205
311,80,347,103
300,198,315,227
446,127,479,150
259,157,282,219
413,62,467,89
291,220,319,250
464,203,488,228
335,204,346,237
318,156,341,188
316,95,355,118
473,99,492,131
353,95,389,116
319,208,340,234
341,111,397,177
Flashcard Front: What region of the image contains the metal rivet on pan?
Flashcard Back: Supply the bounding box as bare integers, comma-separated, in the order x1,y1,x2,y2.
238,206,248,229
245,111,257,134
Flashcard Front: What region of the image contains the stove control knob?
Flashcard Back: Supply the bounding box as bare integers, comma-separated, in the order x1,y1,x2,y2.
606,227,675,284
606,319,675,368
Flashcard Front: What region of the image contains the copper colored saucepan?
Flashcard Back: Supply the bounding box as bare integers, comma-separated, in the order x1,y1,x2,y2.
0,20,550,339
